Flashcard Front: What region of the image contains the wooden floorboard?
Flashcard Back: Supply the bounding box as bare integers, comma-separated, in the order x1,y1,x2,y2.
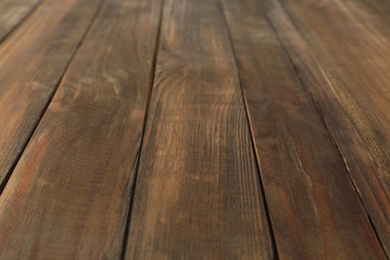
264,0,390,254
339,0,390,46
0,0,161,258
220,0,385,258
125,0,273,258
0,0,41,41
0,0,104,189
0,0,389,258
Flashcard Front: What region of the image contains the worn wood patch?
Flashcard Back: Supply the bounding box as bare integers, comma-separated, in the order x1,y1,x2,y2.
0,0,161,258
220,0,386,258
125,0,274,258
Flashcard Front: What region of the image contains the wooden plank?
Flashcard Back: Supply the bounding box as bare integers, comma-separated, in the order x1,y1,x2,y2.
0,0,41,41
262,0,390,255
220,0,386,258
125,0,274,258
335,0,390,46
0,0,104,188
0,0,162,258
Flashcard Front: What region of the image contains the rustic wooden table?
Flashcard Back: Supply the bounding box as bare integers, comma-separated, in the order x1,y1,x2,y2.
0,0,389,258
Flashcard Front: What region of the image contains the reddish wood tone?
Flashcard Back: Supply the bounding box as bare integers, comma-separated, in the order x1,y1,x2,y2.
220,0,386,258
0,0,104,187
0,0,41,40
262,0,390,255
0,0,389,258
125,0,273,258
0,0,161,258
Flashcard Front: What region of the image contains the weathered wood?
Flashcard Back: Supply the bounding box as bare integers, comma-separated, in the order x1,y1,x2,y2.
0,0,103,188
0,0,41,41
125,0,274,258
0,0,389,258
0,0,161,258
220,0,386,258
262,0,390,255
336,0,390,47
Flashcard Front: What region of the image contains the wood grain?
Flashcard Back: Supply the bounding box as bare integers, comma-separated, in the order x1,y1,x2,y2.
220,0,386,258
0,0,161,258
0,0,41,41
336,0,390,46
125,0,274,258
262,0,390,255
0,0,105,189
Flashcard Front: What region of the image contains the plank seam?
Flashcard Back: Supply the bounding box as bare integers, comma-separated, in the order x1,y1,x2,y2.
217,0,279,258
0,0,43,45
277,0,390,213
265,0,388,256
315,106,389,259
335,0,390,54
119,1,165,259
0,0,108,196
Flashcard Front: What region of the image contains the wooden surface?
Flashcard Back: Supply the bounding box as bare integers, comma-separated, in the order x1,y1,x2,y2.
221,0,385,258
0,0,41,41
125,0,273,258
0,0,389,258
265,0,390,254
0,0,161,258
0,0,104,189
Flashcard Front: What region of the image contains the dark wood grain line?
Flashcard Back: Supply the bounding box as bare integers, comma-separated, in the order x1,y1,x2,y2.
263,0,390,255
120,1,164,259
0,0,162,258
0,0,42,43
335,0,390,51
0,0,106,190
216,0,280,258
0,0,106,196
125,0,274,258
220,0,386,258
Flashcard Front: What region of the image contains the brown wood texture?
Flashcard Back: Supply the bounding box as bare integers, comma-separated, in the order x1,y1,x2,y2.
0,0,389,258
125,0,274,258
0,0,104,188
220,0,386,258
262,0,390,255
338,0,390,45
0,0,41,40
0,0,161,258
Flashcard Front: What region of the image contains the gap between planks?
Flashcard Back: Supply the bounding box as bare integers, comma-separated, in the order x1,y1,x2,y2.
0,0,42,44
0,0,108,196
216,0,280,258
265,0,390,255
0,0,163,258
119,0,165,259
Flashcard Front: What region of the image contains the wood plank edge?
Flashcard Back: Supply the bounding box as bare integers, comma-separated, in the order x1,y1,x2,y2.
0,0,43,45
333,0,390,54
120,1,165,258
216,0,279,258
0,0,108,195
265,0,389,256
